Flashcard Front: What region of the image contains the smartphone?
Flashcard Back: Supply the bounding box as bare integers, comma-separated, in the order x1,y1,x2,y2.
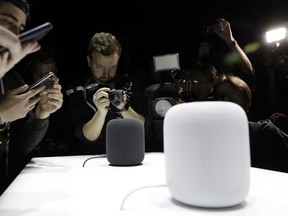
26,72,59,92
206,21,223,34
0,22,53,53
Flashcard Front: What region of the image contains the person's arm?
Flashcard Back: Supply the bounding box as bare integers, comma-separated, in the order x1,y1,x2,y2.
11,112,49,155
119,106,145,123
82,86,145,141
0,85,45,123
81,87,109,141
6,83,62,155
35,83,63,119
10,83,63,154
82,111,106,142
216,18,253,75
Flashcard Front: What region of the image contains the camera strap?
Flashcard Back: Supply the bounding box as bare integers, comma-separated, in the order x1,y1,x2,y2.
83,77,98,113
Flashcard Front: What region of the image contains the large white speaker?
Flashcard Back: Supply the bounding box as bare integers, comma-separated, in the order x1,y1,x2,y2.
164,101,250,208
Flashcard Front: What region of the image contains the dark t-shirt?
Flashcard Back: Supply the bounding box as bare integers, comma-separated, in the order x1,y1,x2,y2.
0,70,49,195
249,121,288,172
65,74,148,155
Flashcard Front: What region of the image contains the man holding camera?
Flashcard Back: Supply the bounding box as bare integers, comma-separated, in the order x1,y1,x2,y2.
65,32,145,154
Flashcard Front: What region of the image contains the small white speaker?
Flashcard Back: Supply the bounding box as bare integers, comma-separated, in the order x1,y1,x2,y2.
164,101,250,208
106,118,145,166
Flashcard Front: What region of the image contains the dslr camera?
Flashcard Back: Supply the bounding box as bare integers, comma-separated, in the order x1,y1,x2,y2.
109,89,124,107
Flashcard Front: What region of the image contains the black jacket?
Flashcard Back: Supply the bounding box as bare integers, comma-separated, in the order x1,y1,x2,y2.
0,70,49,195
249,121,288,172
65,73,148,154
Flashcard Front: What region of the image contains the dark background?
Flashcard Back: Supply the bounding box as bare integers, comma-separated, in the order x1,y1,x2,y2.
16,0,288,155
22,0,288,86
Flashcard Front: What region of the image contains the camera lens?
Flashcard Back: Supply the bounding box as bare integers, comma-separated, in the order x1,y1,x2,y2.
110,94,121,106
109,90,123,107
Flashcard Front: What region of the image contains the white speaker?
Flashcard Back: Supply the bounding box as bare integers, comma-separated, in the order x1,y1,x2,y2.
164,101,250,208
106,118,145,166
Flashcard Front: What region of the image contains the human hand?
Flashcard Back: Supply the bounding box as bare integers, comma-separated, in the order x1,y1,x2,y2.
93,87,110,115
115,92,128,111
36,83,63,119
0,26,40,78
215,18,235,44
270,112,288,122
0,84,45,123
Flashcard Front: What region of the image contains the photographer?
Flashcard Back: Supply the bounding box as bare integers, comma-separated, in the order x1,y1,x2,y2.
181,63,219,102
65,32,145,154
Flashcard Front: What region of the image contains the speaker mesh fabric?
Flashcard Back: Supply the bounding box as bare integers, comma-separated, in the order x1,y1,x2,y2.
106,119,145,166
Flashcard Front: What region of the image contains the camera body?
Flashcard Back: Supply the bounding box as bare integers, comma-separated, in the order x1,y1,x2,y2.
206,21,223,34
109,89,124,107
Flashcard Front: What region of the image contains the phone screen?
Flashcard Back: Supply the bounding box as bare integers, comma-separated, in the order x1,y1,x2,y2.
0,22,53,53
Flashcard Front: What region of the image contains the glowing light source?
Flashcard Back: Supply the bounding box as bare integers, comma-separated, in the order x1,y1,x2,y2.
266,27,287,43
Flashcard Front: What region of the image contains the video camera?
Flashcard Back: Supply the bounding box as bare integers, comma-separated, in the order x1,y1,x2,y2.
152,53,185,96
145,53,185,120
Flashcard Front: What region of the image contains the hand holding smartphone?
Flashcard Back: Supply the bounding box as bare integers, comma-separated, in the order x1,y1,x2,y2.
0,22,53,53
206,21,223,34
25,72,59,92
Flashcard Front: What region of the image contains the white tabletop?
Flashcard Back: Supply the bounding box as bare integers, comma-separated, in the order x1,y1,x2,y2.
0,152,288,216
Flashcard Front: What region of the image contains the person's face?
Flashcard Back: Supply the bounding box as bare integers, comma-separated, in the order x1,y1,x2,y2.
190,72,214,101
32,59,58,81
198,42,211,56
0,2,27,35
213,82,247,111
87,52,119,84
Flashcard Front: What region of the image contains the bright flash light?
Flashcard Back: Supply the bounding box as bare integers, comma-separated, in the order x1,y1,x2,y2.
266,27,286,43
